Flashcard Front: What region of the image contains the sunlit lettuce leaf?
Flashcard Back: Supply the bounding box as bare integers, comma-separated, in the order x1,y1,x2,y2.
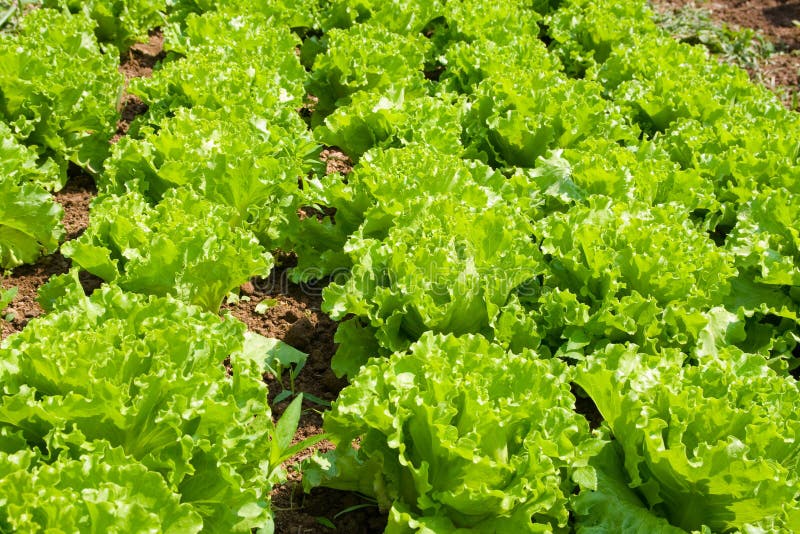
307,24,430,121
322,195,542,373
0,443,202,533
42,0,167,50
102,106,320,247
130,14,306,124
462,73,637,168
0,9,122,178
315,89,464,160
62,189,272,312
305,332,603,531
0,286,277,531
290,143,506,282
545,0,657,76
576,345,800,532
0,180,64,269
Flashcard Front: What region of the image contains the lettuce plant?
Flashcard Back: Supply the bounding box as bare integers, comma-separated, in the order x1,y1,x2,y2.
62,189,272,312
306,24,430,121
322,195,541,375
304,333,603,532
292,143,507,281
0,285,289,531
575,345,800,532
102,106,320,247
0,9,122,179
41,0,167,50
130,12,306,125
0,123,64,269
315,89,464,160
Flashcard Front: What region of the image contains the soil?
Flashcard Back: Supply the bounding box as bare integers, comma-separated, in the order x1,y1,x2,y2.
652,0,800,106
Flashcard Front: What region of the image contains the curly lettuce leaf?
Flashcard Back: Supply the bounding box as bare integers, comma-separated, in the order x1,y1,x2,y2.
130,13,306,124
0,9,123,178
0,180,64,269
307,24,430,120
0,285,278,531
62,189,272,312
42,0,167,50
322,195,542,365
315,89,464,160
102,106,320,247
0,442,202,533
305,332,603,531
291,143,506,282
576,345,800,532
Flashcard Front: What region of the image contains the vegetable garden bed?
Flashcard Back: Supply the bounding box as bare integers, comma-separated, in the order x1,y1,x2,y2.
0,0,799,532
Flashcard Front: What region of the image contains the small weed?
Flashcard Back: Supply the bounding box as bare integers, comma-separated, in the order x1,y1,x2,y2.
653,2,774,71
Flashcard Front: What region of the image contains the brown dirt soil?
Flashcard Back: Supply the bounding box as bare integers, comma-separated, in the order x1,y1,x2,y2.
222,260,388,533
113,30,165,141
652,0,800,105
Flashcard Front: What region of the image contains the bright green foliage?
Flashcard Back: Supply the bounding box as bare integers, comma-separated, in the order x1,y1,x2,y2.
575,345,800,532
0,123,64,269
439,0,543,45
307,24,430,120
41,0,166,50
62,189,272,312
305,333,602,532
523,198,737,358
438,38,561,94
462,74,636,168
322,196,541,375
0,9,122,178
131,12,306,125
0,122,61,192
316,90,463,159
320,0,444,33
546,0,658,76
291,144,506,281
0,180,64,269
516,142,716,214
592,35,774,135
729,188,800,288
164,0,320,30
0,286,279,531
0,443,203,532
102,106,320,247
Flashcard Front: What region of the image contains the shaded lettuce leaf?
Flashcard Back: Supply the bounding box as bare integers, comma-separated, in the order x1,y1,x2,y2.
102,106,320,247
62,189,272,312
573,440,685,534
576,345,800,532
0,9,123,178
305,332,603,531
0,442,202,533
0,286,277,531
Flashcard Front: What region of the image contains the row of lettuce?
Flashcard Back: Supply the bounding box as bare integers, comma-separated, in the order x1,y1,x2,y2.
1,0,799,532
